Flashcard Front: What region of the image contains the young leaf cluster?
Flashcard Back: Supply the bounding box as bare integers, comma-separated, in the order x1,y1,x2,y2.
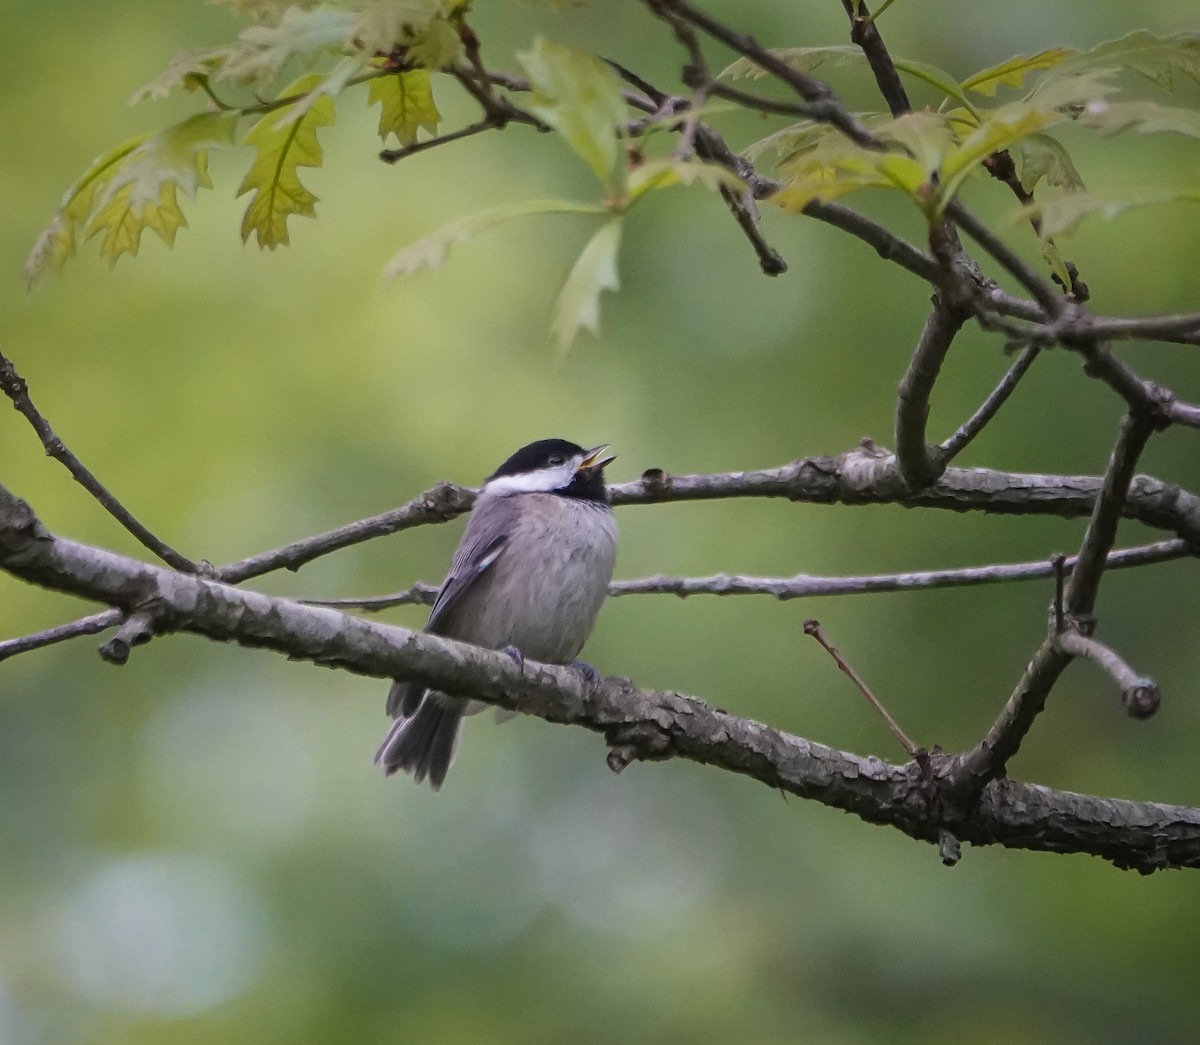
27,2,742,353
735,31,1200,237
25,1,460,281
25,7,1200,353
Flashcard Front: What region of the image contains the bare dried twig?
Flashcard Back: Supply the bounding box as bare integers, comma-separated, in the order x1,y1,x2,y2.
804,619,919,757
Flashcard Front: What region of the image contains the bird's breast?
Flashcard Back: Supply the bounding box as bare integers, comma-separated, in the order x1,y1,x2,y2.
464,494,617,662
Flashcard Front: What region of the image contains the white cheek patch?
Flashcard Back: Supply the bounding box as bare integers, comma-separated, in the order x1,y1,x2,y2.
484,459,581,495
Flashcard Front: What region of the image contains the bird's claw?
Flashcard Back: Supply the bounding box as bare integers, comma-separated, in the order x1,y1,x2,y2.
571,659,602,687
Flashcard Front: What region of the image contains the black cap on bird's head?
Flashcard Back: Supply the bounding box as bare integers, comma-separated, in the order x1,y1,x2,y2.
485,438,616,503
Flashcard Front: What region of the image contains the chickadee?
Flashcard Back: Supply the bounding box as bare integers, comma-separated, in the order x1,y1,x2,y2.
375,439,618,789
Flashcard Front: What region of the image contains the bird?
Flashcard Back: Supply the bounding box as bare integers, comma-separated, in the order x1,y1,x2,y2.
375,438,619,789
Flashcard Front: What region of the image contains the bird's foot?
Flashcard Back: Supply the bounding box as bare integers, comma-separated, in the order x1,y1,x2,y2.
571,659,603,688
500,644,526,671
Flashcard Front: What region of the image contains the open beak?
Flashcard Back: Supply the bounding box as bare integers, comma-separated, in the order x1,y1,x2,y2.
578,444,616,473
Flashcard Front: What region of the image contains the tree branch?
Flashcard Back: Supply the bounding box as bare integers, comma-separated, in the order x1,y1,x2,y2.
895,301,968,489
0,608,121,663
940,345,1041,464
968,411,1163,786
2,480,1196,872
214,481,476,584
0,349,198,573
379,117,501,163
840,0,910,117
646,0,882,149
168,450,1200,595
601,540,1189,599
1055,629,1160,720
1064,411,1161,620
944,201,1065,316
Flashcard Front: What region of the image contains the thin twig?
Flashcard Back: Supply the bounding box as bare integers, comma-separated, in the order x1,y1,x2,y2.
604,541,1189,599
0,609,122,663
940,345,1041,463
215,481,476,585
450,66,549,133
804,200,938,282
981,309,1200,350
978,312,1195,426
0,350,198,573
1056,629,1160,720
717,179,787,275
690,124,788,274
299,539,1189,613
302,583,439,611
646,0,882,148
804,619,919,757
704,81,837,120
1086,312,1200,345
648,2,711,159
380,118,501,163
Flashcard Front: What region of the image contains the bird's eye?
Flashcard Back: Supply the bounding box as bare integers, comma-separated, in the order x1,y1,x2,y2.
548,454,565,466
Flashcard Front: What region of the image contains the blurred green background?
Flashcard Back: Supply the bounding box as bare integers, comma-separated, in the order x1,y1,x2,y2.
3,2,1200,1042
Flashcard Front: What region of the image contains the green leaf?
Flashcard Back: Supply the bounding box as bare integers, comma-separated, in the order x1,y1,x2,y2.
722,45,866,82
25,112,238,281
877,110,956,173
130,50,227,104
279,55,366,126
369,70,441,144
770,169,891,213
517,37,628,188
960,49,1076,96
1012,190,1200,238
1013,133,1085,193
745,120,827,164
1059,30,1200,91
25,135,147,281
353,1,468,67
626,158,743,202
1039,237,1072,290
218,6,357,86
550,218,622,357
237,73,335,249
408,16,463,71
769,114,945,217
938,103,1055,206
383,199,607,279
1075,98,1200,139
1022,68,1123,112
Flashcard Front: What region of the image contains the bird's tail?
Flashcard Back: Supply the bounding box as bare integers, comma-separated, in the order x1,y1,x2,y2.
374,688,463,790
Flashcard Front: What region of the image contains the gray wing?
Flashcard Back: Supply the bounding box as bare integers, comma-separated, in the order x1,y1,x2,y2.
425,530,508,634
385,500,513,717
